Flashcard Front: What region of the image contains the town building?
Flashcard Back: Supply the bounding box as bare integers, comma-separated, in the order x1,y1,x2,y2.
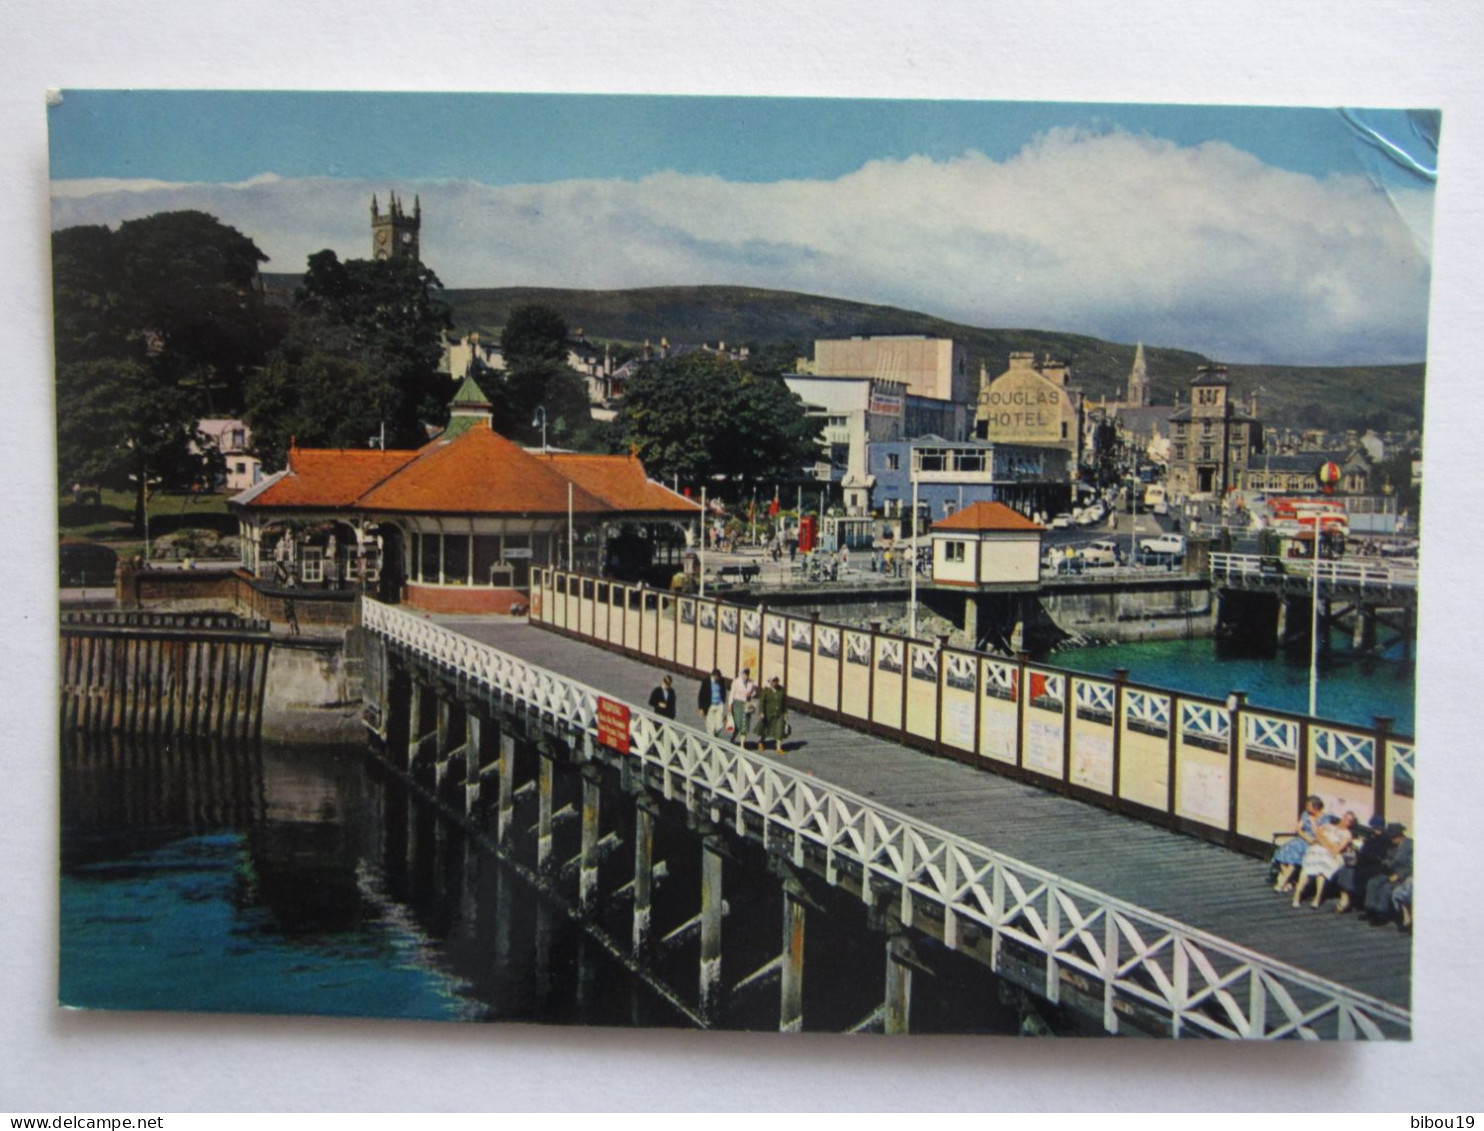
230,377,697,614
194,418,261,491
784,374,908,512
1166,365,1263,498
973,352,1082,474
803,335,972,441
869,436,1072,536
807,334,973,404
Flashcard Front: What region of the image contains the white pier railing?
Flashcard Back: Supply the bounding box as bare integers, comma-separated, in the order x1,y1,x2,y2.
1210,552,1419,593
362,597,1410,1041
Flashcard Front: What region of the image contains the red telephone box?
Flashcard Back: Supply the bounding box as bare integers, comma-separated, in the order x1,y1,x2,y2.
798,515,817,554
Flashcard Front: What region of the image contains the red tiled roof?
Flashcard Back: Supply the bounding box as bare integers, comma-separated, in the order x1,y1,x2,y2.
535,453,700,515
245,447,417,509
932,501,1044,533
358,421,609,515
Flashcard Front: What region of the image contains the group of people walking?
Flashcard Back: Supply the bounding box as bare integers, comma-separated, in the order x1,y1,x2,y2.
1271,795,1413,931
646,667,791,755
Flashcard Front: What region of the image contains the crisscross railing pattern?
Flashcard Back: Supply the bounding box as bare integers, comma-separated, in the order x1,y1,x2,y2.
1314,727,1377,777
363,597,1410,1040
1247,716,1300,762
1125,689,1171,734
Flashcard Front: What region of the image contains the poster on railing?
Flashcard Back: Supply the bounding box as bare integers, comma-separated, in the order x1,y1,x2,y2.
1024,719,1063,776
1072,729,1114,793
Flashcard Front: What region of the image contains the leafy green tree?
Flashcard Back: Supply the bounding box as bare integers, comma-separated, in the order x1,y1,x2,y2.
52,212,279,530
245,250,453,463
500,303,570,366
614,352,821,492
468,302,603,449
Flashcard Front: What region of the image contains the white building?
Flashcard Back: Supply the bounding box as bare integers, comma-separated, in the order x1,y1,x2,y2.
784,374,908,513
195,419,260,491
929,501,1044,587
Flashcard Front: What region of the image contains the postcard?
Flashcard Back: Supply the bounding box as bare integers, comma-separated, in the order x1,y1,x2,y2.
51,91,1433,1040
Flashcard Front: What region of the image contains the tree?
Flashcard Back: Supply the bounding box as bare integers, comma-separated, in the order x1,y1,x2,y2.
614,353,821,492
500,303,569,367
52,212,280,529
472,302,605,449
245,250,453,462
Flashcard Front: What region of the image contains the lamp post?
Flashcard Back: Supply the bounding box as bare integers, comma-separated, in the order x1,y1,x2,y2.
532,406,548,452
909,447,920,638
1309,526,1321,717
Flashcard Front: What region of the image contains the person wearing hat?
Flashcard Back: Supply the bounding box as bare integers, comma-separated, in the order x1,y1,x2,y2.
758,676,789,756
1362,823,1413,927
1332,814,1389,915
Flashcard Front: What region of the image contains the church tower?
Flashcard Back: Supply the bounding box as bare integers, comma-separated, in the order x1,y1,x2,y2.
370,192,421,262
1127,341,1151,407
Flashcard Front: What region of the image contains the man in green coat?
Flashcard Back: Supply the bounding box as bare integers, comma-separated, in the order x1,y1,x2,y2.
758,676,788,755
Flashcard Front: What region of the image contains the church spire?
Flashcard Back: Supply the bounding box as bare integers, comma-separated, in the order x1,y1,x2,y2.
1128,341,1151,407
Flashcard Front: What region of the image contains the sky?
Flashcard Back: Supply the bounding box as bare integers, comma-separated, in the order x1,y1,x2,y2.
47,91,1440,366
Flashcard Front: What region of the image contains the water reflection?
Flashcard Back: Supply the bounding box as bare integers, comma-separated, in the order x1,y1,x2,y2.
59,733,683,1026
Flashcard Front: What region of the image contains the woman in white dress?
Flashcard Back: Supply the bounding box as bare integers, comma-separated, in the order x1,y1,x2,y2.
1292,810,1357,909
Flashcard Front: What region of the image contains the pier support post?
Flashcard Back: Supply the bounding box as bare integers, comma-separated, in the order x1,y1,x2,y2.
885,933,915,1035
434,694,453,795
537,752,555,875
780,880,807,1033
579,764,602,917
464,704,486,816
498,730,517,845
405,679,423,775
632,798,656,957
699,835,725,1020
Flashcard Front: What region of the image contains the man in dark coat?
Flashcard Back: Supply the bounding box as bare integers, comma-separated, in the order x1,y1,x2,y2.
1333,815,1389,914
648,675,677,719
696,669,727,736
1363,824,1414,925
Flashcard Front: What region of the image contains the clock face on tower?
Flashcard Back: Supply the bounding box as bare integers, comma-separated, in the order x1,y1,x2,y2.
374,228,391,254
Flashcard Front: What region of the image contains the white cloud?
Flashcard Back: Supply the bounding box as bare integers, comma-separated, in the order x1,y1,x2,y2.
50,131,1433,365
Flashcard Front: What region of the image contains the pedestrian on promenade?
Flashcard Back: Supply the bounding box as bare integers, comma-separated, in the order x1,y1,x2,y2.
758,676,789,755
648,675,677,719
697,668,727,736
728,666,757,746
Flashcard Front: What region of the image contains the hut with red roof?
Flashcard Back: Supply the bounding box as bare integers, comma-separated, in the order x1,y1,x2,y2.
231,377,698,614
929,501,1045,587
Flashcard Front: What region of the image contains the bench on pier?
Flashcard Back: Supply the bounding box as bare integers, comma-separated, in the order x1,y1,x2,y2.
717,564,761,584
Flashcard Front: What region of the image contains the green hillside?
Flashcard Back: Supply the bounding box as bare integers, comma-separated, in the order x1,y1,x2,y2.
263,276,1425,432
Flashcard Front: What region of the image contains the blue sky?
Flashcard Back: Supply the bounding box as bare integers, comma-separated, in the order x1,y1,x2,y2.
48,91,1439,365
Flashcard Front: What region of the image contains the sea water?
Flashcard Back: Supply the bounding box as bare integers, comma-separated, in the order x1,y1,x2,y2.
1050,637,1414,733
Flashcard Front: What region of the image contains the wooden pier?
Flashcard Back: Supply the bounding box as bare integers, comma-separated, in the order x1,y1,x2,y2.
361,598,1412,1039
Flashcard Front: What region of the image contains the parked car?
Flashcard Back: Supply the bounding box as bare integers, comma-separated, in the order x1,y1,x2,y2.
1137,533,1186,565
1080,539,1120,567
1049,513,1073,529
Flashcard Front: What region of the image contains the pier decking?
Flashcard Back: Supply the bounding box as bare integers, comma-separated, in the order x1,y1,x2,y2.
442,614,1412,1012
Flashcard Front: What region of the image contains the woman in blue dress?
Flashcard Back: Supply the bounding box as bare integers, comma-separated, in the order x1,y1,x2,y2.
1273,795,1326,893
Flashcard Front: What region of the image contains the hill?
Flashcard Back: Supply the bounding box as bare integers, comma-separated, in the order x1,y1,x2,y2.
264,276,1426,432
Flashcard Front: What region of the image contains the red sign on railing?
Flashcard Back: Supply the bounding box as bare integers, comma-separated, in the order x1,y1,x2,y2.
597,696,631,755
